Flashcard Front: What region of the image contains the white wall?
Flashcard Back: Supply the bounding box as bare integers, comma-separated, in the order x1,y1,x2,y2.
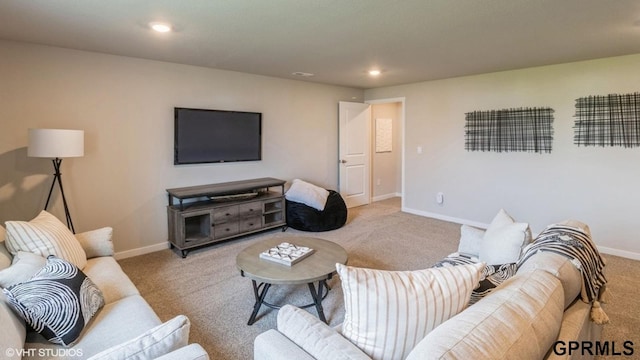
0,40,362,256
365,54,640,259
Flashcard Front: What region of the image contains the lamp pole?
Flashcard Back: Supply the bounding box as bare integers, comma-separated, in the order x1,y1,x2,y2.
44,157,75,233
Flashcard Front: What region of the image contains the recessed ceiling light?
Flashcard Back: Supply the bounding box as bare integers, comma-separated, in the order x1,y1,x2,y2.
368,69,381,76
149,22,172,33
292,72,315,77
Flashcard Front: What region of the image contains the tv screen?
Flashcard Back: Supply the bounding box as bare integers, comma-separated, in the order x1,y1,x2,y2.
174,107,262,165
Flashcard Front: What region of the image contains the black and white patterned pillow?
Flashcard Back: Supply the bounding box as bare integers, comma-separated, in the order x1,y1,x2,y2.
433,253,517,305
2,255,104,346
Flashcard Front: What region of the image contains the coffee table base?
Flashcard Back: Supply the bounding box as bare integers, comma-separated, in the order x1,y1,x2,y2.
247,278,331,325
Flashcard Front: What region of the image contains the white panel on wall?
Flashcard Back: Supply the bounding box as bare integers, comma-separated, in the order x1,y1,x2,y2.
375,118,393,152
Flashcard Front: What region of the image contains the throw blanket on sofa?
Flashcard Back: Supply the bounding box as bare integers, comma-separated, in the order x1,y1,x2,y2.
434,254,517,305
517,224,609,323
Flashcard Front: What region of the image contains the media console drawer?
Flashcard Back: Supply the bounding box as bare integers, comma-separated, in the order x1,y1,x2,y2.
239,202,262,216
213,205,239,223
214,222,240,238
240,216,262,232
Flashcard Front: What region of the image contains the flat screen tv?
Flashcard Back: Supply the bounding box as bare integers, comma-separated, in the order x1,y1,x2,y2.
174,107,262,165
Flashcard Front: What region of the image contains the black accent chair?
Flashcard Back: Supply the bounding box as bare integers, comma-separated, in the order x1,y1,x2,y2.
286,190,347,232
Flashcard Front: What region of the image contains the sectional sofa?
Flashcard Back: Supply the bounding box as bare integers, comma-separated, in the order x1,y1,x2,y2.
0,211,209,360
254,216,608,360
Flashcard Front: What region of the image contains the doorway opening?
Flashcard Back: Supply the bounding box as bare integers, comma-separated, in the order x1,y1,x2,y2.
368,99,404,205
338,98,405,209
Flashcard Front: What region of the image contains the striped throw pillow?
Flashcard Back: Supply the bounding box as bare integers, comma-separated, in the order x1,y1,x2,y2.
336,262,484,360
4,211,87,269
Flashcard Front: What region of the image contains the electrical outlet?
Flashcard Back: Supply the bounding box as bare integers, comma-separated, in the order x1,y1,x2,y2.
377,179,381,186
436,192,444,205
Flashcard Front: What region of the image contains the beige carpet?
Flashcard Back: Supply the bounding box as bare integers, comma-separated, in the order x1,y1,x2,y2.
119,198,640,360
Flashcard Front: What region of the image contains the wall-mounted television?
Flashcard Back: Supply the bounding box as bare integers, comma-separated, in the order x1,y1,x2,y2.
174,107,262,165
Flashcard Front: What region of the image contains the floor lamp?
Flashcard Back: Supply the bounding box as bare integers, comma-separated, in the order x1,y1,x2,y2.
28,129,84,233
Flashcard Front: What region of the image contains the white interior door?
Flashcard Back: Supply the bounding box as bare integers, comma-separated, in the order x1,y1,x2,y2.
338,101,371,208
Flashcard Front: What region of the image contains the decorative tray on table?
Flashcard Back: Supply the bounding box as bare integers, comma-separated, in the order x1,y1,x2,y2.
259,242,315,266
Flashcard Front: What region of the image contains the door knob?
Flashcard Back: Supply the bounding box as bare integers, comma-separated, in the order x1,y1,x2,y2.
340,159,347,164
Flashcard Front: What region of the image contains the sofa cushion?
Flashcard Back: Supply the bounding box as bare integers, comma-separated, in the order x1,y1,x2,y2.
4,211,87,269
24,294,162,359
3,256,104,346
82,256,140,304
254,329,316,360
154,343,210,360
1,226,12,271
479,209,531,265
517,251,582,309
408,269,565,360
87,315,190,360
276,305,370,360
0,291,27,357
336,262,484,360
0,251,46,288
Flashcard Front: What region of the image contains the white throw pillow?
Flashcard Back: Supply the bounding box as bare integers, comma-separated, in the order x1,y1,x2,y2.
4,211,87,269
478,209,530,265
336,262,484,360
285,179,330,211
457,224,485,257
87,315,191,360
75,227,114,258
0,251,46,288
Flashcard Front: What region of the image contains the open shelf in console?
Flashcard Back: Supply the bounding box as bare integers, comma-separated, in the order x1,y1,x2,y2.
263,198,285,226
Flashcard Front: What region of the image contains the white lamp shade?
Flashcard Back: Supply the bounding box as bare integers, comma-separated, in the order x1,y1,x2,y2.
28,129,84,158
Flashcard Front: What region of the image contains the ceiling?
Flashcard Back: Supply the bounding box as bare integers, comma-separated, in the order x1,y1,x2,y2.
0,0,639,89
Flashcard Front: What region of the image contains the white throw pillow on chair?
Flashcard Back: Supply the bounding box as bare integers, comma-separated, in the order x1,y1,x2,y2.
285,179,330,211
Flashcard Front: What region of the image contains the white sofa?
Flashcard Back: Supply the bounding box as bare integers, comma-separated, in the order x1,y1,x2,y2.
0,223,209,360
254,219,607,360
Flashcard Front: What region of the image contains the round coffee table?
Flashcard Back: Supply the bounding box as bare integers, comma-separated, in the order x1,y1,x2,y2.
236,236,348,325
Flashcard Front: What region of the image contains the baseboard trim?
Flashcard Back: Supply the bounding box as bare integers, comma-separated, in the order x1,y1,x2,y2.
597,246,640,261
114,209,640,262
114,242,170,260
403,207,640,261
372,192,402,202
402,206,489,229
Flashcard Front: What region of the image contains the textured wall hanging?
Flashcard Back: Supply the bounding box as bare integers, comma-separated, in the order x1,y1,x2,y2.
465,107,554,153
375,118,393,153
574,92,640,148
